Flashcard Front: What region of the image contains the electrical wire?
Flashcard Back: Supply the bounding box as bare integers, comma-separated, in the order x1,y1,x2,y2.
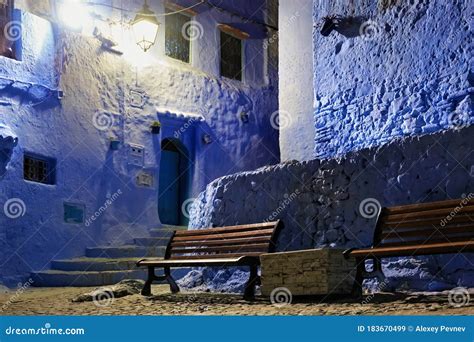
84,0,277,30
84,0,205,17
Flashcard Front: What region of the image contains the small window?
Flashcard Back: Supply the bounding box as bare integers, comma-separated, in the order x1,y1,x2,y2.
220,31,242,81
64,202,85,224
0,0,18,59
165,10,191,63
23,153,56,185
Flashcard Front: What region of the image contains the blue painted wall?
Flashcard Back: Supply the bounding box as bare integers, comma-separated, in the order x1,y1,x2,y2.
0,0,279,286
312,0,473,158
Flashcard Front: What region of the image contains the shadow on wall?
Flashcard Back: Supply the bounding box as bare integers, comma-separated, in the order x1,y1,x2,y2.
0,125,18,179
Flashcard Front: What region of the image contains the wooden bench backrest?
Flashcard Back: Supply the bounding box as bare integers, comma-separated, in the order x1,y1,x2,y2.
165,220,283,260
374,197,474,248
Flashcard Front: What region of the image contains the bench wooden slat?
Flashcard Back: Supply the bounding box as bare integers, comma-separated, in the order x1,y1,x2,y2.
171,236,272,248
384,205,474,223
381,214,474,230
379,236,473,248
137,256,260,267
384,205,474,222
380,224,474,240
174,222,277,236
168,252,263,260
349,240,474,258
385,198,473,214
172,228,275,242
171,243,270,255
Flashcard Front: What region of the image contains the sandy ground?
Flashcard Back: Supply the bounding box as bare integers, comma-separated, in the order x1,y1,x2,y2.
0,285,472,316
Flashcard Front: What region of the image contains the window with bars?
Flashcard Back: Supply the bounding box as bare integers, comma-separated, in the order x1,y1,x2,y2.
0,0,18,59
220,31,243,81
24,153,56,185
165,10,191,63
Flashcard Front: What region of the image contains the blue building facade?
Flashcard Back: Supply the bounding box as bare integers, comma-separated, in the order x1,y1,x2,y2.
0,0,279,286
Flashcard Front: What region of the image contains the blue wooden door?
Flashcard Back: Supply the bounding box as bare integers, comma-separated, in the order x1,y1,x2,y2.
158,149,180,225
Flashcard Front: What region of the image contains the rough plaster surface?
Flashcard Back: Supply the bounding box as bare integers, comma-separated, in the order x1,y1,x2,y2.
312,0,473,158
0,1,279,286
279,0,315,161
187,126,474,293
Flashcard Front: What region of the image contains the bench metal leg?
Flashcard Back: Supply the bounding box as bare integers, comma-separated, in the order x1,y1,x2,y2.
165,267,180,293
244,264,259,300
141,266,155,296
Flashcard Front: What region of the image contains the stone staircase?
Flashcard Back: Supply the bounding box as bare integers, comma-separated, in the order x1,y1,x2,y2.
31,225,187,287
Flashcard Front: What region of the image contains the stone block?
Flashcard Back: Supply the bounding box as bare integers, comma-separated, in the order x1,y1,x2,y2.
261,249,356,296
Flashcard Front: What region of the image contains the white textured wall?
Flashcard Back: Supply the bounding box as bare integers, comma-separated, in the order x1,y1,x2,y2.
279,0,315,161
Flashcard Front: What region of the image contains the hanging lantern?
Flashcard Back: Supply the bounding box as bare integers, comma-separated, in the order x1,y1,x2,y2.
131,0,160,52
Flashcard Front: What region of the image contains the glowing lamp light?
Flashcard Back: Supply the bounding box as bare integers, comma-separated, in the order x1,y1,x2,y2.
131,0,160,52
58,0,90,32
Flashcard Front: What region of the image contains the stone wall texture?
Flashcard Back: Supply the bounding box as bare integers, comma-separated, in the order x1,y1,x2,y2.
312,0,473,158
188,126,474,292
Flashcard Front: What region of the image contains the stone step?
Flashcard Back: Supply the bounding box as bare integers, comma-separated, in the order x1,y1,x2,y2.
134,237,170,247
85,245,166,258
51,258,138,272
150,225,188,237
31,269,148,287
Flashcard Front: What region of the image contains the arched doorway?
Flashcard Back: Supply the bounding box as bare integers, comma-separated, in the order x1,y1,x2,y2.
158,139,190,226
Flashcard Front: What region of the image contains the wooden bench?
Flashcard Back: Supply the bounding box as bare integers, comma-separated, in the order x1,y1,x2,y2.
137,220,283,299
344,198,474,295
